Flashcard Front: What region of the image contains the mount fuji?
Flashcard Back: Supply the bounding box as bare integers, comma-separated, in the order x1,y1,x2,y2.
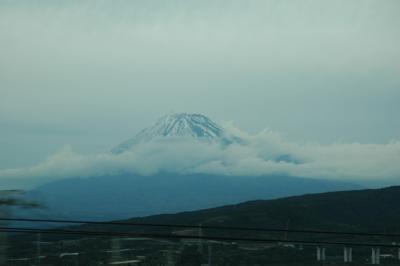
16,113,361,221
111,113,241,154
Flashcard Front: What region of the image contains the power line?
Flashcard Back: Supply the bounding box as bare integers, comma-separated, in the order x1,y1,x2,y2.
0,226,399,248
1,217,400,238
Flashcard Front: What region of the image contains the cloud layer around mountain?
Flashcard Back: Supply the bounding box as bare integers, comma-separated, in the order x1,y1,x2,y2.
1,124,399,189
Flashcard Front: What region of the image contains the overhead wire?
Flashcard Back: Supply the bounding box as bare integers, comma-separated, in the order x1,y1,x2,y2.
1,217,400,238
1,226,399,248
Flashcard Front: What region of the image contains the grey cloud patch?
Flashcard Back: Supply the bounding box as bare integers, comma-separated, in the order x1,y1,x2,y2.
1,125,399,189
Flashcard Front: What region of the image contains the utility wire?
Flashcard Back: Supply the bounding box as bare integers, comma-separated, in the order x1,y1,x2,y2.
1,217,400,238
0,226,399,248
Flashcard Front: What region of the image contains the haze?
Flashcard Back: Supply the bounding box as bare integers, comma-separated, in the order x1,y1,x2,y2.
1,0,399,175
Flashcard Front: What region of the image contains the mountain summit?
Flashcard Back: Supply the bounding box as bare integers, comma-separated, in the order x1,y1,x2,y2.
112,113,238,154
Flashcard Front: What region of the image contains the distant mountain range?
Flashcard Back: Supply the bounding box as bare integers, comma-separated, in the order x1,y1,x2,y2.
15,113,361,221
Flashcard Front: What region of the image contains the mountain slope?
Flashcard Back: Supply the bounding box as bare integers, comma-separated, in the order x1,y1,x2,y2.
18,173,360,221
111,113,240,154
122,185,400,233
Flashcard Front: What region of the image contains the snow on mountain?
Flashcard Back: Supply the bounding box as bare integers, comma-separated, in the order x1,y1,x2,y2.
112,113,240,154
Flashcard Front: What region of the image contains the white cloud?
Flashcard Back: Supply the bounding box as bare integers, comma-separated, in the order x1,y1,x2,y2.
1,125,399,189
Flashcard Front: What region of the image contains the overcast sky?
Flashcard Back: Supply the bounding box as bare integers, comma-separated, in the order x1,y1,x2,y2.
1,0,399,169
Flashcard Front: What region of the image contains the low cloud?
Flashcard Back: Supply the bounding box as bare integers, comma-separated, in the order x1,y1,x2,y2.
1,125,399,189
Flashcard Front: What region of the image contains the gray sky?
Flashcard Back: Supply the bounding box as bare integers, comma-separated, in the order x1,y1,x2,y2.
1,0,400,169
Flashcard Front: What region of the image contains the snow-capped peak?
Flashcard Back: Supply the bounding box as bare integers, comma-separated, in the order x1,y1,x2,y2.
112,113,237,154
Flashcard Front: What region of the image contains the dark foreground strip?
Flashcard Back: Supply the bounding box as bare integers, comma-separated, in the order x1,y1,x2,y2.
0,226,399,248
1,217,399,238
